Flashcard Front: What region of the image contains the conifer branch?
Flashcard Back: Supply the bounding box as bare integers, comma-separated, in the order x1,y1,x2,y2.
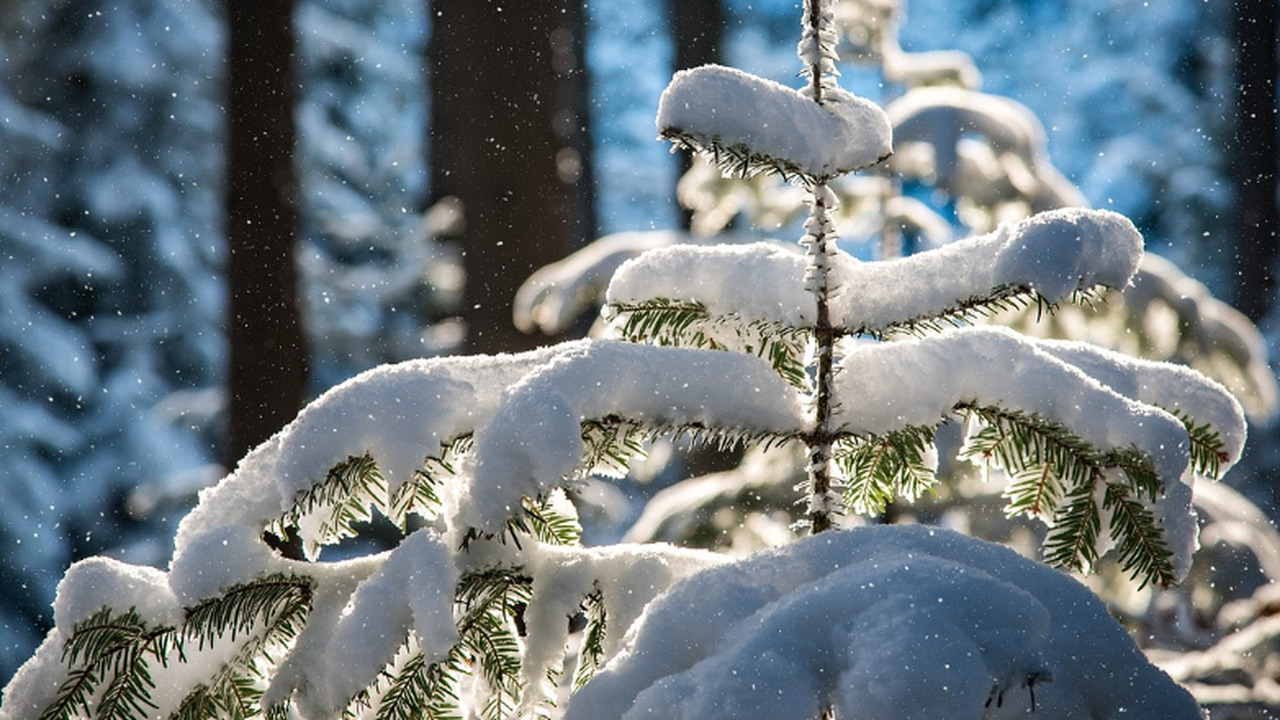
581,417,648,478
833,426,938,515
1168,408,1229,479
573,589,608,692
455,568,535,720
372,642,466,720
1043,476,1102,574
853,284,1111,340
387,437,470,529
265,452,388,556
959,402,1176,586
505,496,583,547
658,131,811,184
608,298,809,388
960,403,1102,520
43,608,165,720
1103,483,1176,588
41,575,313,720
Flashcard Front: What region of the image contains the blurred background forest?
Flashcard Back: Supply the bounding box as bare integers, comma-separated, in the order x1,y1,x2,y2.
0,0,1276,691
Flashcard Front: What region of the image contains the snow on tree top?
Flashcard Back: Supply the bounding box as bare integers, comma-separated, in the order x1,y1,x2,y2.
657,64,892,179
565,524,1202,720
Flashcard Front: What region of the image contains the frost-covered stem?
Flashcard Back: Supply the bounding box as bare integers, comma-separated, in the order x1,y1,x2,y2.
798,0,841,534
799,0,838,104
804,183,840,534
804,0,825,103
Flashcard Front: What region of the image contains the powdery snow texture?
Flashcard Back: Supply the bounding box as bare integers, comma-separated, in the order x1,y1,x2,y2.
564,524,1202,720
607,208,1142,335
657,64,892,178
466,340,806,530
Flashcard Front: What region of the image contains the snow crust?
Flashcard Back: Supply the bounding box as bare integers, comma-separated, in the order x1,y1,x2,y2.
563,524,1203,720
606,208,1142,335
657,64,891,177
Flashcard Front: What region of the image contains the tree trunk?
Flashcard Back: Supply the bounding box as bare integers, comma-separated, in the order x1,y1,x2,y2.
1230,0,1279,321
429,0,595,355
224,0,307,466
668,0,724,230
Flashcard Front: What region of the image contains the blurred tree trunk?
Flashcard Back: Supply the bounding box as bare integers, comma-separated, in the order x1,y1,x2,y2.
224,0,307,466
668,0,724,230
429,0,595,355
1230,0,1279,321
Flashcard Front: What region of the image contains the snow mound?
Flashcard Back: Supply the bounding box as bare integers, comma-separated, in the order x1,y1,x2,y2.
657,64,892,178
564,525,1202,720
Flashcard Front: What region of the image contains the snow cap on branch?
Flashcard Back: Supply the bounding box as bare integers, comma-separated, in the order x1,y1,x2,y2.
832,326,1188,482
605,208,1142,337
465,340,806,531
657,64,891,179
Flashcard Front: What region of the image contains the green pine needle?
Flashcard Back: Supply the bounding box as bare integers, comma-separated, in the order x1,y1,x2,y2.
1043,477,1102,574
455,568,534,719
1169,408,1230,479
833,426,938,516
573,589,608,692
266,452,388,555
581,417,648,478
372,644,466,720
1103,483,1177,589
42,608,167,720
608,298,810,388
659,130,812,184
859,285,1112,340
960,403,1176,587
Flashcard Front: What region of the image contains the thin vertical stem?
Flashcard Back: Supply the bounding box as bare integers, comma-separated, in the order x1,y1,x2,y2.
804,184,839,534
798,0,840,534
806,0,825,104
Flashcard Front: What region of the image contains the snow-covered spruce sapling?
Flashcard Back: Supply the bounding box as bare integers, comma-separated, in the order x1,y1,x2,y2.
0,1,1246,718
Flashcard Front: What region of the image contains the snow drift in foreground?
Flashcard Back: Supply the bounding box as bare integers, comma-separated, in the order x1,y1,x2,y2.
565,524,1203,720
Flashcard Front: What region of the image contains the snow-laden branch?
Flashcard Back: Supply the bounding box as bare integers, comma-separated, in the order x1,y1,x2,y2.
516,543,727,713
1035,337,1246,469
606,207,1142,336
564,525,1203,720
262,530,457,717
657,64,891,179
833,327,1187,480
831,325,1243,579
464,340,806,531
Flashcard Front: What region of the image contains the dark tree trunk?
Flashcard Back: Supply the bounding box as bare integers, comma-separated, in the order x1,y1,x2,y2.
1230,0,1280,321
224,0,307,466
669,0,723,72
429,0,595,355
668,0,724,230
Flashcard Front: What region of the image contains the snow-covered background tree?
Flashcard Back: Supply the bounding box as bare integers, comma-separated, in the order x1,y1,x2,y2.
0,0,462,684
1,1,1254,718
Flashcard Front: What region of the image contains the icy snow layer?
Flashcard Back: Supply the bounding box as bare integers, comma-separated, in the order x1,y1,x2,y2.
606,207,1142,335
563,524,1203,720
656,64,892,178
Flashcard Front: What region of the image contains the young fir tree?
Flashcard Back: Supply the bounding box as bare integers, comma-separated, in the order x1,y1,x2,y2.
0,2,1246,718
